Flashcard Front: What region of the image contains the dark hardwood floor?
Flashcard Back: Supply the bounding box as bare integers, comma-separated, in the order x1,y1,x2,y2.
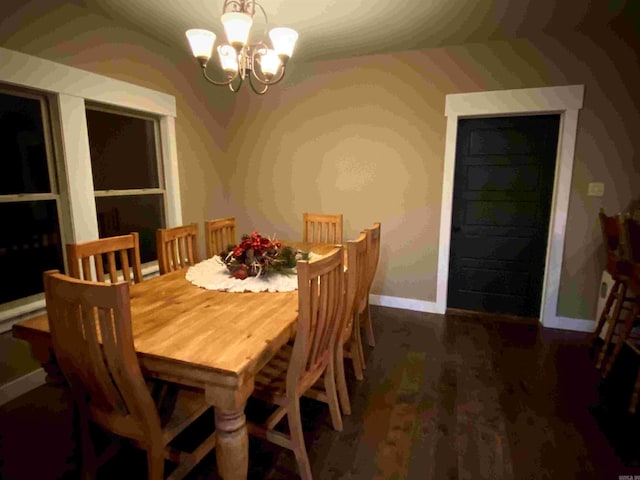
2,306,640,479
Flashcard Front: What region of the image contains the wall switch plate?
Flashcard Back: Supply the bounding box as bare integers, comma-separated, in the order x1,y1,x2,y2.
588,182,605,197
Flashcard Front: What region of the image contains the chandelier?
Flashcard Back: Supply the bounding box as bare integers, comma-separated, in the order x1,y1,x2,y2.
186,0,299,95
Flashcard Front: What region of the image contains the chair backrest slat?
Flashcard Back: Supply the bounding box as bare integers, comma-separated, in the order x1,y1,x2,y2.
302,213,343,244
156,224,200,274
67,233,143,284
289,248,344,392
205,217,237,258
106,251,118,283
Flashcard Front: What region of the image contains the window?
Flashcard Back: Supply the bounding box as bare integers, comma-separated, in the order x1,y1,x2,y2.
0,47,182,331
86,107,166,264
0,87,65,306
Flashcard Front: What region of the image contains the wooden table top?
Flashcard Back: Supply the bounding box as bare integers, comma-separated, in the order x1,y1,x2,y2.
14,268,299,383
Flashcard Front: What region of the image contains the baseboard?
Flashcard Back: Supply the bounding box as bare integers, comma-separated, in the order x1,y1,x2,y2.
369,294,443,314
543,316,595,333
0,368,46,406
369,294,595,333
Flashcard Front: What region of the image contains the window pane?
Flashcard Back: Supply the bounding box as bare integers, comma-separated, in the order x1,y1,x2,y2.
96,195,165,264
0,201,63,304
86,109,160,190
0,92,49,194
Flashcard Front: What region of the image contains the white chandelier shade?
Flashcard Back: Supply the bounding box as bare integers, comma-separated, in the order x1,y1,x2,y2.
269,27,298,58
221,12,253,49
185,0,299,95
185,29,217,59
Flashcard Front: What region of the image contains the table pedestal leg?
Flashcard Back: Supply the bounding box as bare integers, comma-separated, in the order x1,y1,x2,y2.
215,408,248,479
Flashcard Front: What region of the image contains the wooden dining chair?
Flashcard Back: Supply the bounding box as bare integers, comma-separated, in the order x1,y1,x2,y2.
43,270,216,480
248,247,345,480
592,210,635,370
156,224,199,275
359,223,381,350
205,217,237,258
602,215,640,378
606,261,640,413
66,233,143,284
302,213,343,244
332,233,368,414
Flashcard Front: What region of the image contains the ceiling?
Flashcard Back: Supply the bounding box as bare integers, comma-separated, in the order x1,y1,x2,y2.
4,0,637,63
78,0,637,62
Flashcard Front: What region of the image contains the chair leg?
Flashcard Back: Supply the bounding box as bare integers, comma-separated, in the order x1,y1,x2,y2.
324,361,343,431
603,298,638,378
146,444,165,480
335,342,352,415
592,278,620,345
363,300,376,347
596,281,627,370
349,332,364,381
354,312,367,371
288,399,313,480
74,404,98,480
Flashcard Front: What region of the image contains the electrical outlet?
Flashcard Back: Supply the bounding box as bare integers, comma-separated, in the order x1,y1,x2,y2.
588,182,605,197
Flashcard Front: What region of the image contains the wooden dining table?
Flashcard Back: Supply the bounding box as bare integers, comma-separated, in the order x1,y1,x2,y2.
12,242,338,479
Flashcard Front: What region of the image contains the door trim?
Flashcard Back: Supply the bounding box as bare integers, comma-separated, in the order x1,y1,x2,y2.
438,85,585,329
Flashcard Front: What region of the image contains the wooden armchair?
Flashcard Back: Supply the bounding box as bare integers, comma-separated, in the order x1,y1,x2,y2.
43,270,216,479
66,233,143,284
156,224,199,275
205,217,237,258
248,248,345,480
302,213,343,244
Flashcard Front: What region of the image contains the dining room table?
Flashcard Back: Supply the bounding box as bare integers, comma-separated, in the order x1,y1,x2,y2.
12,241,339,479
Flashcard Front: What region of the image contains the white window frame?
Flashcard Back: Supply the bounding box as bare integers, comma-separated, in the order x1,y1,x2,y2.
0,47,183,332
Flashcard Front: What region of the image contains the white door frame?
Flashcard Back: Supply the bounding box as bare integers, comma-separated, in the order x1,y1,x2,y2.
437,85,585,330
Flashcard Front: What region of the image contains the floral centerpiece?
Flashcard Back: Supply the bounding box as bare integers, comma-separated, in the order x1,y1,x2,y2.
218,231,299,280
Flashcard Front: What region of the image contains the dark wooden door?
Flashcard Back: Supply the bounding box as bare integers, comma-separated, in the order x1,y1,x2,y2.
447,115,560,317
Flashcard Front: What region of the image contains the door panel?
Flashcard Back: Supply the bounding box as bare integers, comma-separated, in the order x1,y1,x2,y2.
448,115,560,317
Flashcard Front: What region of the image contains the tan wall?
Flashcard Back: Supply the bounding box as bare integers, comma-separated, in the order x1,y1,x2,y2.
1,2,638,331
223,32,640,320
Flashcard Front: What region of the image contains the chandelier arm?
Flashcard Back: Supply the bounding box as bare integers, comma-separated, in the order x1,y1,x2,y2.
223,0,245,13
228,75,244,93
201,66,237,87
248,72,269,94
